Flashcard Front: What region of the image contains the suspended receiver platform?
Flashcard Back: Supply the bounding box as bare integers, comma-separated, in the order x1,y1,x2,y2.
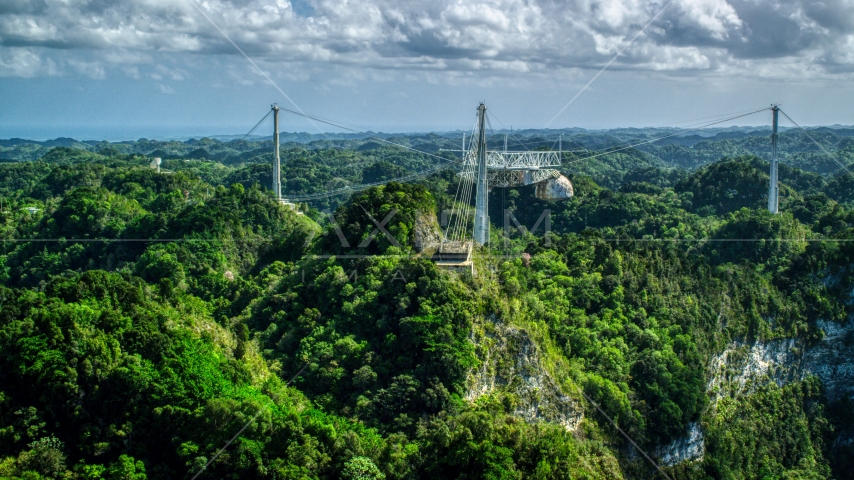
441,102,574,252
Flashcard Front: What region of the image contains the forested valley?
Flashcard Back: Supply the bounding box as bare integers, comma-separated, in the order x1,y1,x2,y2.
1,128,853,479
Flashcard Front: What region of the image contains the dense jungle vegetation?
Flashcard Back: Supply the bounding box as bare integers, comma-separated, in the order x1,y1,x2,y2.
0,129,853,479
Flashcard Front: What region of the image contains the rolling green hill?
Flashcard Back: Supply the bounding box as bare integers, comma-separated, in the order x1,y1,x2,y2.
0,143,853,479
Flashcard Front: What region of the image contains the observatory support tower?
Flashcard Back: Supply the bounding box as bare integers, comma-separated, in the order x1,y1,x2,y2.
272,104,282,200
768,105,779,214
473,103,489,245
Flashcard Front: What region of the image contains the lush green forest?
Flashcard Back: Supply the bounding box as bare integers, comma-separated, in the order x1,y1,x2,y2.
1,130,853,479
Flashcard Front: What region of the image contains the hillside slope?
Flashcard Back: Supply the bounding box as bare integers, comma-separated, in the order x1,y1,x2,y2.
0,153,852,479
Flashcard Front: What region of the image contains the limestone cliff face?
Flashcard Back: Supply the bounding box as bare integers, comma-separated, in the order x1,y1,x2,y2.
707,319,854,403
658,422,704,466
463,311,853,466
412,210,442,252
657,317,854,465
802,319,854,400
465,320,583,431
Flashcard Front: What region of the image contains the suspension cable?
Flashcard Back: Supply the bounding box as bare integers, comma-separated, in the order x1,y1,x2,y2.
242,110,273,141
562,107,771,167
488,111,532,151
778,109,854,180
283,107,769,202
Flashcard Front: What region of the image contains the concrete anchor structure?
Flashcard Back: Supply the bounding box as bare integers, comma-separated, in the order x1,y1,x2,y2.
432,241,474,274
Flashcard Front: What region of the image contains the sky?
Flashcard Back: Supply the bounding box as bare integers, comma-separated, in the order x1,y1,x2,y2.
1,0,854,140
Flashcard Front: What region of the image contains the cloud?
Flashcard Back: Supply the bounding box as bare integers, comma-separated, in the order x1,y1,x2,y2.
803,0,854,32
676,0,742,40
154,64,187,81
0,0,851,81
67,59,106,79
0,47,58,77
122,65,140,79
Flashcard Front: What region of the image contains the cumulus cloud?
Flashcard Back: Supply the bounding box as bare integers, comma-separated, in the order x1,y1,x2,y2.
803,0,854,32
0,47,58,77
0,0,851,80
676,0,742,40
67,58,106,79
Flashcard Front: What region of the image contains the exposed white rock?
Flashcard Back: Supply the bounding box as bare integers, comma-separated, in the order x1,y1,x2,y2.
661,318,854,466
802,319,854,400
467,313,853,465
466,321,583,431
708,319,854,403
413,210,442,252
707,338,799,406
658,422,705,466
